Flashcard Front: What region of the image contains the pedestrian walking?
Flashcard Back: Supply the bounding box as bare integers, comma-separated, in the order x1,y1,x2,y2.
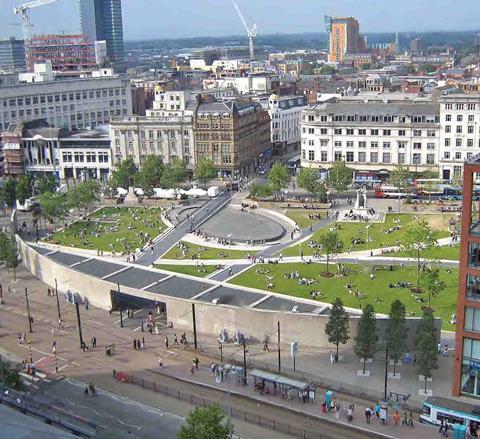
174,334,179,345
91,336,97,348
393,411,400,426
365,407,372,423
194,357,199,369
133,339,137,350
165,336,169,349
413,353,416,366
408,411,414,427
142,336,145,348
329,351,334,365
155,326,159,335
374,403,381,419
443,344,449,357
402,412,408,426
158,358,163,368
84,386,89,397
443,422,449,437
438,342,442,354
439,419,445,434
228,267,232,276
140,339,144,350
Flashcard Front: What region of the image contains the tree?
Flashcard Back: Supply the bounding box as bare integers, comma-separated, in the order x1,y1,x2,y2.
360,63,372,70
194,157,217,188
326,161,353,193
268,163,290,193
389,165,411,212
4,179,17,208
405,64,416,74
296,168,327,202
170,158,188,184
403,218,438,291
318,65,337,75
319,231,344,274
421,267,446,308
69,180,100,214
36,175,58,194
135,155,164,195
325,298,350,360
110,158,138,190
421,63,436,74
416,309,439,393
16,175,32,205
386,300,408,376
178,404,230,439
354,304,378,374
0,233,20,281
38,192,68,222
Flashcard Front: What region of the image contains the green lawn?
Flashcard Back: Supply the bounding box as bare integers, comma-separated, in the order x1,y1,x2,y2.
162,241,255,260
284,210,328,229
392,244,460,261
47,207,166,253
230,262,458,330
154,264,218,278
282,214,455,257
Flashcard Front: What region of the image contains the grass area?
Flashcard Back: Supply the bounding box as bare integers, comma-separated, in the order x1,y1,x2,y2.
154,264,218,278
284,209,328,229
282,214,455,257
47,206,166,253
162,241,255,260
392,244,460,261
230,262,458,330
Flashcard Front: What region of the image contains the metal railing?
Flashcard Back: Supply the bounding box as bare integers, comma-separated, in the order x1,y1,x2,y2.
113,371,330,439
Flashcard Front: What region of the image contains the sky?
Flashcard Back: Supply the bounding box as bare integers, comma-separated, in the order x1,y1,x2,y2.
1,0,480,41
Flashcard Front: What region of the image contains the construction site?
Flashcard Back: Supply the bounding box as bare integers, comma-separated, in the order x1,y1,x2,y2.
26,34,96,73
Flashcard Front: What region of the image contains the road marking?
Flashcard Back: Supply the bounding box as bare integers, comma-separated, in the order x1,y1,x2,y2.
57,364,69,372
19,344,80,365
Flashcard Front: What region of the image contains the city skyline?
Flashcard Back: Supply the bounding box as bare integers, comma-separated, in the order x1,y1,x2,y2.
1,0,480,41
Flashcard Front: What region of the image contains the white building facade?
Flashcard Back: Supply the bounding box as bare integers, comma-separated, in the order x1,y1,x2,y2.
0,76,132,132
438,93,480,180
301,102,440,180
268,94,307,154
109,90,195,168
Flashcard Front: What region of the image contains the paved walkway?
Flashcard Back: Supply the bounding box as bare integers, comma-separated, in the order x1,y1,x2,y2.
153,363,439,439
135,191,234,265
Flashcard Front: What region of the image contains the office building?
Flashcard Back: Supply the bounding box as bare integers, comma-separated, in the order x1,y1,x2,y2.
193,99,271,177
0,38,26,71
438,94,480,180
109,90,195,168
79,0,125,72
26,34,96,73
300,101,440,181
268,94,308,155
0,75,132,132
325,16,363,63
452,158,480,398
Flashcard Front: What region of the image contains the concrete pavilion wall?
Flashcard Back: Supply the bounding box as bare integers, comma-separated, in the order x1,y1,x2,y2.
18,238,441,351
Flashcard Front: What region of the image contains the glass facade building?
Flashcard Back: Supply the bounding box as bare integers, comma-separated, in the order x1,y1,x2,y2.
78,0,124,72
0,38,26,70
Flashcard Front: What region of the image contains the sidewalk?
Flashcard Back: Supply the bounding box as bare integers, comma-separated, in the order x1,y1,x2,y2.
151,362,440,439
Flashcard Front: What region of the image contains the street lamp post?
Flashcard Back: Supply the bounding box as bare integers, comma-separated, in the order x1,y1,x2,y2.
277,321,281,373
219,341,223,363
28,339,33,364
384,347,389,400
75,299,84,349
54,278,61,323
25,288,33,333
242,340,248,385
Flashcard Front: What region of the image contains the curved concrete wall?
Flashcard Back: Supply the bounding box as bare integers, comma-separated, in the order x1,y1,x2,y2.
18,237,440,350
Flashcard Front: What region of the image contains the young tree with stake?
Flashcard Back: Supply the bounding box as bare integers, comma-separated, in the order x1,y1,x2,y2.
415,309,439,393
325,298,350,361
319,231,344,275
386,300,408,376
354,304,378,374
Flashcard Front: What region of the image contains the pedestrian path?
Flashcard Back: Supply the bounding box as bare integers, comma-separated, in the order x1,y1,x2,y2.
151,363,439,439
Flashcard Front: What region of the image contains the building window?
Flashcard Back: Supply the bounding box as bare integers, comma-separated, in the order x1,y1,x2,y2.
370,141,378,148
445,138,451,147
320,128,328,135
74,152,84,163
86,152,96,163
457,114,463,122
370,129,378,136
413,130,422,137
456,126,463,134
468,139,474,147
334,128,342,135
398,153,405,164
383,129,391,136
382,152,391,164
445,114,451,122
334,152,343,161
358,129,366,135
62,152,72,162
370,152,378,163
383,142,390,149
461,338,480,396
334,141,342,148
456,139,463,147
444,152,450,159
346,152,354,162
320,151,327,162
412,153,421,165
308,150,315,161
398,130,406,136
358,152,366,163
346,129,354,135
346,141,354,148
358,141,366,148
413,142,422,149
98,152,109,163
426,154,435,165
445,125,451,133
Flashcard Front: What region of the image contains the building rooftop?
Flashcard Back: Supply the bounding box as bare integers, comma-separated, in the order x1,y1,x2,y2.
307,101,439,116
196,100,262,116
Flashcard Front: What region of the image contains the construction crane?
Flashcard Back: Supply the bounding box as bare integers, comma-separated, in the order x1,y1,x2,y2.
13,0,57,44
231,0,257,61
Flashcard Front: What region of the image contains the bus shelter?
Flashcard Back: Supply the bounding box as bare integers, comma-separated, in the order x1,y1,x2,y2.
249,369,314,402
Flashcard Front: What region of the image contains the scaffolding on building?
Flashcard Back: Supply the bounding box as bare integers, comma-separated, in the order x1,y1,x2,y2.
26,34,96,72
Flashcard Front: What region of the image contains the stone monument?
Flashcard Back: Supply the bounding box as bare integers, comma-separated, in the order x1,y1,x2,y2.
124,186,138,204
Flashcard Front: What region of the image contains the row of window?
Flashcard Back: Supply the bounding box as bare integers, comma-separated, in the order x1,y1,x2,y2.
304,139,435,150
302,150,434,165
303,127,437,137
444,103,478,110
62,152,109,163
444,125,480,134
445,114,477,122
304,114,439,124
444,138,480,148
1,88,126,108
443,151,473,160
